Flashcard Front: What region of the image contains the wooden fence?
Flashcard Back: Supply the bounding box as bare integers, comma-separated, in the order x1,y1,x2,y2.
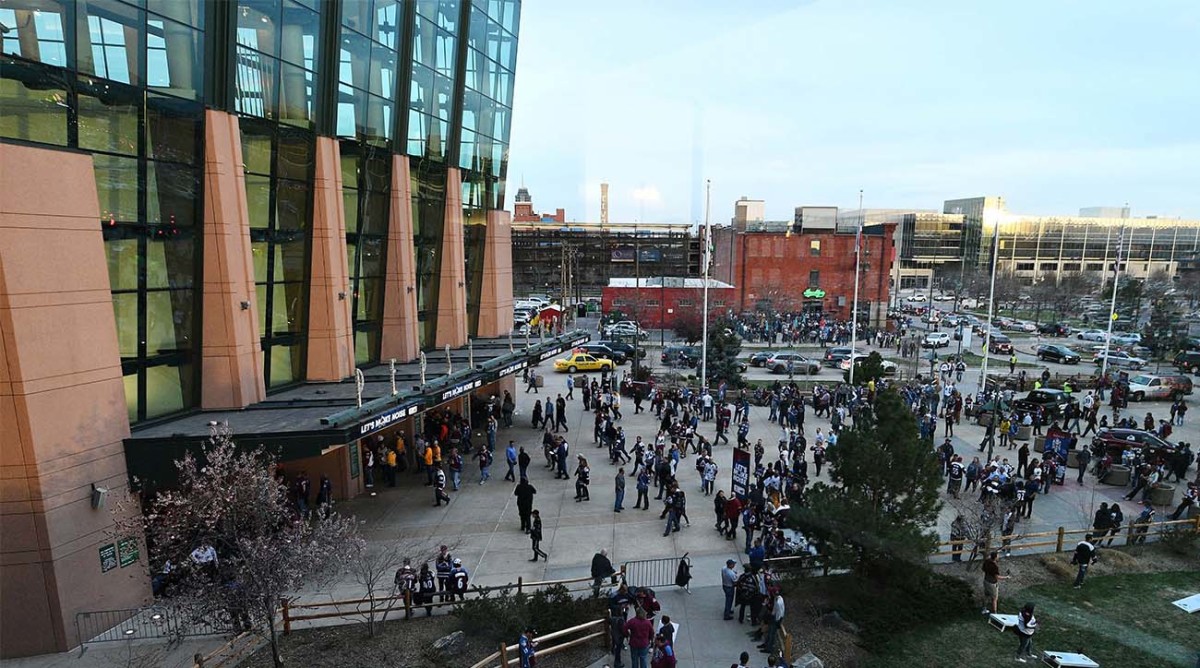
467,617,610,668
931,515,1200,560
280,568,620,635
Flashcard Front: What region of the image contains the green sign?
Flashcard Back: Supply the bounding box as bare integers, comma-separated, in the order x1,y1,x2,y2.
99,543,117,573
118,537,139,568
803,288,826,299
349,442,360,479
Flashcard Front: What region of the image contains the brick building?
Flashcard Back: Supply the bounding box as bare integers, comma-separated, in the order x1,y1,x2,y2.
601,278,735,329
513,186,566,222
711,199,896,325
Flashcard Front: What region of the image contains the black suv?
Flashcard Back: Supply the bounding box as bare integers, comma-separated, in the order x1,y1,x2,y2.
1036,344,1081,364
597,340,646,360
578,343,627,365
1038,322,1071,337
1174,350,1200,374
662,345,700,368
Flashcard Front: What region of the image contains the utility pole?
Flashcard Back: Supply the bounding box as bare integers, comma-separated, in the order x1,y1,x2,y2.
1101,214,1129,379
701,179,712,390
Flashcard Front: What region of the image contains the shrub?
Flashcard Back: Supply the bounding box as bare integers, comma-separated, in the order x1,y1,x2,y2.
454,585,605,646
1159,525,1199,557
1039,554,1073,578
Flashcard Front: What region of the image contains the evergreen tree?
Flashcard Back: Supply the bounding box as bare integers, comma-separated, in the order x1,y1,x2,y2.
704,317,744,388
844,351,888,385
791,388,943,570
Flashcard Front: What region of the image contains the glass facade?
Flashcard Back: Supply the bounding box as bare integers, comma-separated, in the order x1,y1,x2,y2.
2,0,521,423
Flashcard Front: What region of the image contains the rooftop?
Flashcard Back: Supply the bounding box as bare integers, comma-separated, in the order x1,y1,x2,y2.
607,277,734,289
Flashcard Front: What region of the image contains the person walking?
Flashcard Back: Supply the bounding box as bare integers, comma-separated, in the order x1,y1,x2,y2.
575,455,592,501
720,559,738,621
504,441,518,482
518,445,531,480
529,509,548,561
591,549,616,597
433,466,451,507
635,467,651,510
614,468,626,512
555,393,569,432
1071,534,1098,589
514,477,537,532
1075,447,1091,484
1171,481,1197,520
1014,603,1039,663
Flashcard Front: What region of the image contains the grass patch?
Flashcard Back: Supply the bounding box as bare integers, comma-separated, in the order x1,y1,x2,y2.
862,571,1198,668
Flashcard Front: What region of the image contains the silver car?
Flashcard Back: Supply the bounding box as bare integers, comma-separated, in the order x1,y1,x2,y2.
1093,350,1145,370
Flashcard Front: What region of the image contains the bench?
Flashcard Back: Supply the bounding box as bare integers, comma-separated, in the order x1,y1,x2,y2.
1042,650,1100,667
1172,593,1200,614
987,613,1019,632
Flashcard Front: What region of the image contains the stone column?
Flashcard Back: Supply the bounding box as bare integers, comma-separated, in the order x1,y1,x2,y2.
435,168,468,348
0,143,150,657
200,110,266,408
475,209,514,338
306,137,356,381
380,155,420,361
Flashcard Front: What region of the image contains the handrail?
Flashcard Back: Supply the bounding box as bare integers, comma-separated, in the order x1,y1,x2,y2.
931,515,1199,559
282,569,619,634
469,618,608,668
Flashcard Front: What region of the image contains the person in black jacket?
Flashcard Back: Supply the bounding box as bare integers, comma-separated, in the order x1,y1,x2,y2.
514,477,537,533
1071,534,1098,588
530,509,548,561
591,549,616,597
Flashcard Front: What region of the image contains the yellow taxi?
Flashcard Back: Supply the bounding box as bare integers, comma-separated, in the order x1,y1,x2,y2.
552,352,615,373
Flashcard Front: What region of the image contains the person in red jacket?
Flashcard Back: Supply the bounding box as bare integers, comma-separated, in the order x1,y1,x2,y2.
724,494,743,541
622,608,654,668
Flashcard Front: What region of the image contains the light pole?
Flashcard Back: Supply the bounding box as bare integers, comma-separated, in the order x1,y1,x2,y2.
849,189,864,386
978,212,1002,397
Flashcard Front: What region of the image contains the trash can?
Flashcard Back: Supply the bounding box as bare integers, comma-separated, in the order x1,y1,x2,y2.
1033,436,1045,453
1014,425,1033,441
1066,449,1080,469
976,413,994,428
1147,484,1175,507
1102,464,1130,486
576,304,587,318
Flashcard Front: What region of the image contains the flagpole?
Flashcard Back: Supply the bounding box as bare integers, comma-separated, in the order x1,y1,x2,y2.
1100,213,1128,379
849,190,864,386
701,179,712,391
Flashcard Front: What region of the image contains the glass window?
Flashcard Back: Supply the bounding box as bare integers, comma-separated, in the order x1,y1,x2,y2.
145,235,196,289
809,270,820,287
106,237,139,292
146,95,200,164
146,17,202,99
93,154,141,223
145,289,194,355
0,65,69,145
77,85,140,155
144,363,189,419
810,239,821,256
1,3,69,67
83,1,142,86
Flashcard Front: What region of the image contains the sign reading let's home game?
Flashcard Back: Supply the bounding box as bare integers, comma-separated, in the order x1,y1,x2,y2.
731,447,752,501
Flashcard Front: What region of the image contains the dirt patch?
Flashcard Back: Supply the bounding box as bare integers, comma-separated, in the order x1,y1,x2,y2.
780,583,870,668
241,615,605,668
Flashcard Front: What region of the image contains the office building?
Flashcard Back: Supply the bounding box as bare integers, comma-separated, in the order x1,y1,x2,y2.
895,197,1200,289
0,0,545,656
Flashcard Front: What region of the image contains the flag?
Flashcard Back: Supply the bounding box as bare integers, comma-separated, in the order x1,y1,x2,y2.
703,223,715,273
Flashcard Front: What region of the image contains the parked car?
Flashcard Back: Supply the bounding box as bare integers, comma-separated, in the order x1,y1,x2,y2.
1015,321,1038,333
988,334,1013,354
1076,329,1109,342
597,340,646,360
923,311,942,325
1038,322,1071,337
1174,350,1200,374
748,351,775,367
577,343,627,365
960,298,980,309
922,332,951,348
1092,350,1145,370
1091,428,1179,460
1126,374,1194,401
838,354,899,375
1110,332,1142,346
765,352,821,375
553,353,614,373
1036,344,1081,364
908,293,927,303
661,345,700,368
823,346,864,367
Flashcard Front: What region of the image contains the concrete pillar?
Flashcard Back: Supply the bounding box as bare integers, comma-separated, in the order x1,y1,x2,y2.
306,137,355,381
200,110,266,409
476,209,514,338
435,168,468,348
380,155,420,361
0,144,151,658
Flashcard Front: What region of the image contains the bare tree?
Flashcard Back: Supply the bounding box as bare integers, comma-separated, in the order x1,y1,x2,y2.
1048,273,1098,323
344,536,458,636
946,495,1023,566
1175,272,1200,309
115,425,359,668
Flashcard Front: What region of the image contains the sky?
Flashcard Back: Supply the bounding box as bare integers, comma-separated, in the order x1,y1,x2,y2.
505,0,1200,224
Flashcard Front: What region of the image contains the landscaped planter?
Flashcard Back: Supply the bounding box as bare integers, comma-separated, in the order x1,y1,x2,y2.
1147,484,1175,507
1102,464,1130,486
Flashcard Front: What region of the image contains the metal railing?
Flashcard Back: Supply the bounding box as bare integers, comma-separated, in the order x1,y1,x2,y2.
622,555,686,589
75,603,232,645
